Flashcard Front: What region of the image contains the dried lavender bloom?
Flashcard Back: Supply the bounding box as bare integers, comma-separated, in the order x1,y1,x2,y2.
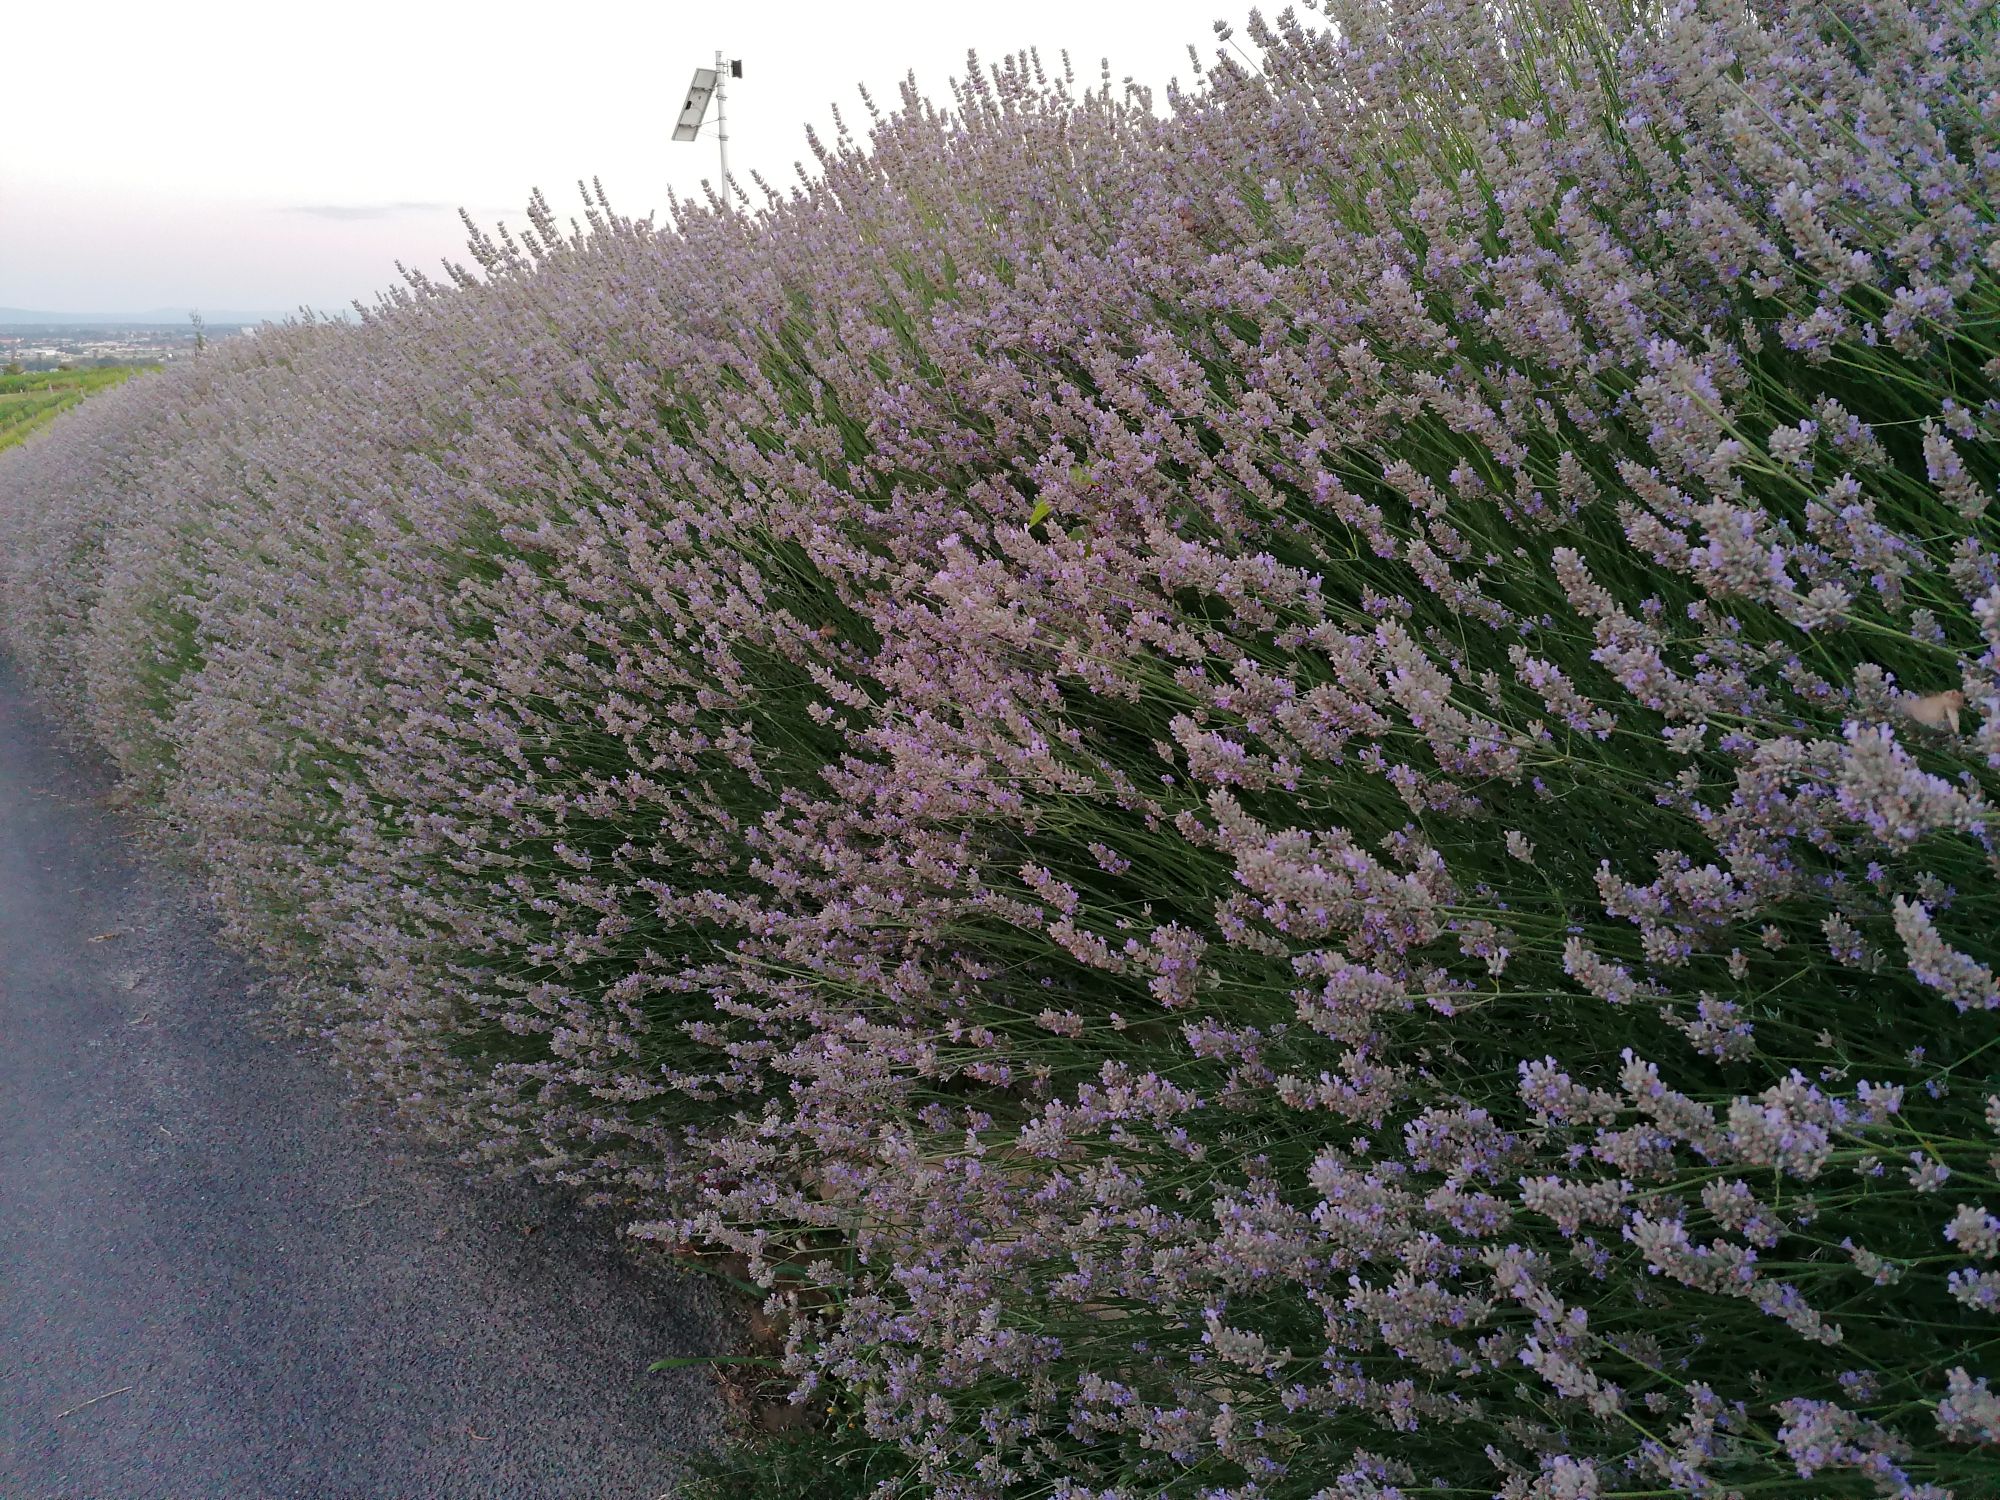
1944,1204,2000,1261
1894,898,2000,1012
1936,1369,2000,1447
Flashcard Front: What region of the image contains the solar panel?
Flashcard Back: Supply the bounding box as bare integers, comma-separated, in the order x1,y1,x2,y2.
673,69,718,142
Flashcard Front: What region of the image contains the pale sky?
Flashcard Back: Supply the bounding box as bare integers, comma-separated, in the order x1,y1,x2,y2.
1,0,1246,317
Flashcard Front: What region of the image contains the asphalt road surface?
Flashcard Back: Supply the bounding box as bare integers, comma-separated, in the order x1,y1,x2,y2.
0,659,730,1499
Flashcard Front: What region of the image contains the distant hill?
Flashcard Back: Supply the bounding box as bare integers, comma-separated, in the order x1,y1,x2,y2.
0,307,296,328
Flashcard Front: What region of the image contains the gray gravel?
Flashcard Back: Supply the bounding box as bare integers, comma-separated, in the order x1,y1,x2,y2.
0,658,731,1499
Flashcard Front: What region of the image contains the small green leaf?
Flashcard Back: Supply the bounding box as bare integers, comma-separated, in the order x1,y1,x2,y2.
1027,497,1053,528
649,1353,781,1372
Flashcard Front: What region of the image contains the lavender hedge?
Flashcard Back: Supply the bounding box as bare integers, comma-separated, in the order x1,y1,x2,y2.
5,1,2000,1494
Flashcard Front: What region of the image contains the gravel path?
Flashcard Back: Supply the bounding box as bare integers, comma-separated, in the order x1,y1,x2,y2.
0,659,730,1499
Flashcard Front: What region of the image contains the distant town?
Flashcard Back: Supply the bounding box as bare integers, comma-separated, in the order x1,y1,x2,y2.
0,320,256,371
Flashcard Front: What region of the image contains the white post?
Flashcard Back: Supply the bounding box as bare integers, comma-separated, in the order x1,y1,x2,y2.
714,49,731,194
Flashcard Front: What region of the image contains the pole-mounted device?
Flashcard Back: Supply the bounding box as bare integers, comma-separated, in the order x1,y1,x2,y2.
673,54,743,194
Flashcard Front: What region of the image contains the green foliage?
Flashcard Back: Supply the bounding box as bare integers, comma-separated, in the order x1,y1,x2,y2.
0,366,146,455
681,1431,917,1500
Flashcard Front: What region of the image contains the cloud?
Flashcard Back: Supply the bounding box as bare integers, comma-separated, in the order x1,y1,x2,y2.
285,201,452,221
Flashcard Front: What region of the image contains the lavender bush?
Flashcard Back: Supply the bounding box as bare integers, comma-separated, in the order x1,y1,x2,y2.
4,1,1998,1494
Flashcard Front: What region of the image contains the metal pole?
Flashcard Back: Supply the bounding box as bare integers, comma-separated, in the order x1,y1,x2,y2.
714,49,730,193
